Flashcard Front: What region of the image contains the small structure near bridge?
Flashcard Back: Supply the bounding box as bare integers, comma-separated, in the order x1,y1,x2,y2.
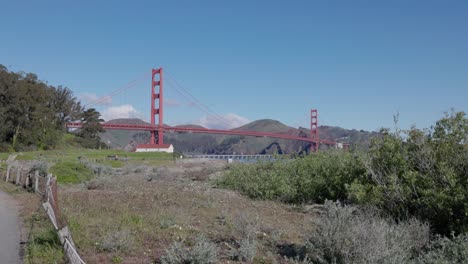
135,144,174,153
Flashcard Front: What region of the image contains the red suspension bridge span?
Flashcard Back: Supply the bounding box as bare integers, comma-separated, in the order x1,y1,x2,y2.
66,68,348,153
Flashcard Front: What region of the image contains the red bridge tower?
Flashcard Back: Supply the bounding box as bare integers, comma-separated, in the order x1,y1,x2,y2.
310,109,319,152
136,68,173,152
150,68,164,145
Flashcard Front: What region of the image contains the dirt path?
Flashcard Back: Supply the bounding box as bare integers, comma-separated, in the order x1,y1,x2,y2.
0,190,21,264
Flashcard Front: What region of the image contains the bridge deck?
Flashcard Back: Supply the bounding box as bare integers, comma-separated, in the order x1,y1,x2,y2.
66,122,344,146
187,154,273,160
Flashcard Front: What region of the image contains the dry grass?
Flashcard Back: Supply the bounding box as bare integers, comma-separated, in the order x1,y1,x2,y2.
58,160,313,263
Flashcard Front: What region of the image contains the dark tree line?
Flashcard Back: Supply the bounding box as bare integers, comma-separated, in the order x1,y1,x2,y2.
0,65,103,151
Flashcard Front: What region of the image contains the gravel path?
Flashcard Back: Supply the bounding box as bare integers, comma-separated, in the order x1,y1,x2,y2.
0,190,21,264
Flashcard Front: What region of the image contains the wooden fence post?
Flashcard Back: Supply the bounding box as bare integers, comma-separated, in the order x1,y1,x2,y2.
50,177,61,228
15,168,21,185
6,165,11,182
46,173,52,187
25,173,30,188
35,170,39,193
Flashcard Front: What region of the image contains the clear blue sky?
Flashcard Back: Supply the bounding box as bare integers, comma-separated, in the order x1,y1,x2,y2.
1,0,467,131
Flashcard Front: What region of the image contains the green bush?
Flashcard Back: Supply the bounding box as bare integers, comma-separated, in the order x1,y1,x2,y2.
218,111,467,235
218,151,366,204
349,111,468,235
49,161,94,184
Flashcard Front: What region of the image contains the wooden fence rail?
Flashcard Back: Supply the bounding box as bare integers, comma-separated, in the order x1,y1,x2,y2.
2,157,86,264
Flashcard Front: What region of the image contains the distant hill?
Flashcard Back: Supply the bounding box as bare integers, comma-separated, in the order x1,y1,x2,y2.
235,119,292,133
105,118,149,126
316,126,379,148
100,118,379,154
174,124,207,129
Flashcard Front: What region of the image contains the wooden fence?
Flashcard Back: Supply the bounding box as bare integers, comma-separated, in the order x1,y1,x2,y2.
2,158,86,264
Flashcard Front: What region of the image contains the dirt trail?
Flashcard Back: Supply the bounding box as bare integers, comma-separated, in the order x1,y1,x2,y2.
0,190,21,264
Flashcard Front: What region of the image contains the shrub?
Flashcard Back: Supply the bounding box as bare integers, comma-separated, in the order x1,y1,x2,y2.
98,230,135,253
349,111,468,235
85,176,109,190
284,256,312,264
0,142,13,152
416,233,468,263
218,151,366,204
80,160,112,176
302,201,430,264
160,235,218,264
31,161,48,177
238,236,257,263
228,212,258,262
160,241,190,264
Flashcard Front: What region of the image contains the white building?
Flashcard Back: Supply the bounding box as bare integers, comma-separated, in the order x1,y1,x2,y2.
135,144,174,153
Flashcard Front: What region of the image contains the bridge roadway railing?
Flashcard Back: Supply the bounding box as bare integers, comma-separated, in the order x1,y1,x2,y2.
186,154,273,160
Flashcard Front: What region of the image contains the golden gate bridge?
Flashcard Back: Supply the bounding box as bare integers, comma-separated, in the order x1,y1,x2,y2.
66,68,348,153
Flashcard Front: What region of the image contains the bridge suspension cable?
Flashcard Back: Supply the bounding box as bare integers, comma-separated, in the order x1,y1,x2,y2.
166,81,234,128
84,70,151,108
164,70,235,128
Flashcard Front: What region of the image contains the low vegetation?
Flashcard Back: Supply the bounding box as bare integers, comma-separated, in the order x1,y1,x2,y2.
417,233,468,263
302,201,430,264
220,111,467,235
217,111,467,263
25,210,65,264
1,111,465,263
57,161,313,263
218,151,365,204
50,161,95,184
160,235,218,264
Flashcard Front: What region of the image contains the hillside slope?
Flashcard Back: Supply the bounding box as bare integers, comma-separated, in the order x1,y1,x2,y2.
100,118,378,154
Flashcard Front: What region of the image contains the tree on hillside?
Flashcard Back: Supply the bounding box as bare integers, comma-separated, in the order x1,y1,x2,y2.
78,108,106,148
49,86,83,128
0,65,85,151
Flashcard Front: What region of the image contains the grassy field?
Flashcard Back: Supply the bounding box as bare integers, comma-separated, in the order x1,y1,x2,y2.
0,152,11,160
2,148,175,184
9,148,174,163
0,151,419,263
0,149,177,263
5,143,464,263
57,160,313,263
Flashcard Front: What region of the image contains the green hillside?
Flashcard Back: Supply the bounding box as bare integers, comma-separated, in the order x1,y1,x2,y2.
100,118,378,154
235,119,292,133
